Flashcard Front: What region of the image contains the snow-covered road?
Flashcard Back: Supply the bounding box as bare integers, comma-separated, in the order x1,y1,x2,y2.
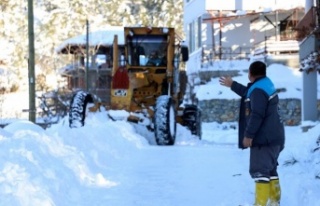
104,145,251,206
1,112,319,206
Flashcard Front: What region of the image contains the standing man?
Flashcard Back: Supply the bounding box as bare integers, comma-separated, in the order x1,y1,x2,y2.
219,61,285,206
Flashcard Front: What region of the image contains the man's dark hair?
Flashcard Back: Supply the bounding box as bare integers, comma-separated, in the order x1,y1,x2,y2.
249,61,266,76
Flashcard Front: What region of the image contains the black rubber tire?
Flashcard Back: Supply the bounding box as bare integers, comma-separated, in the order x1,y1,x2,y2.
182,105,202,139
195,110,202,139
69,90,93,128
154,95,176,145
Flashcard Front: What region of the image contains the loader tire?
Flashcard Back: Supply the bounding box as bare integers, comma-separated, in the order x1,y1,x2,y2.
69,90,93,128
182,105,202,139
154,95,176,145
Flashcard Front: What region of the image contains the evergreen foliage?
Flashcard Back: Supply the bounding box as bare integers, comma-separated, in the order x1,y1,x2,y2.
0,0,184,91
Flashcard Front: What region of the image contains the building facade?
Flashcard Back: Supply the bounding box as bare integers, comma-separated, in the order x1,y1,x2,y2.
183,0,306,73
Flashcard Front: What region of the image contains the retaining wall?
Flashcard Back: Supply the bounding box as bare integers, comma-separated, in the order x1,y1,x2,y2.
198,98,320,126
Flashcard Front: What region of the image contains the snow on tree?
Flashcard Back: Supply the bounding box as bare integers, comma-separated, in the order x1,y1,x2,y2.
0,0,185,92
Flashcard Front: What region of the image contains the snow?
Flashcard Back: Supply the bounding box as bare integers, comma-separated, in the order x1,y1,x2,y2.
55,26,125,54
196,60,310,100
0,60,319,205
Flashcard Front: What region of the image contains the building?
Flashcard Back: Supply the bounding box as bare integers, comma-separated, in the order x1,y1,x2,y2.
56,26,125,103
183,0,306,73
184,0,320,123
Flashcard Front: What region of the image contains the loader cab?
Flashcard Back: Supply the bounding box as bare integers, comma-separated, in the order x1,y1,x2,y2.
126,34,168,67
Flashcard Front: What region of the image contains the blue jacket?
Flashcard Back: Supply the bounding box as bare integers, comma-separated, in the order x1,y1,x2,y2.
231,76,285,149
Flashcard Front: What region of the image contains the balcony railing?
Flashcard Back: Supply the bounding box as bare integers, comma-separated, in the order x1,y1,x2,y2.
201,38,299,67
201,45,253,67
253,38,299,56
202,45,252,59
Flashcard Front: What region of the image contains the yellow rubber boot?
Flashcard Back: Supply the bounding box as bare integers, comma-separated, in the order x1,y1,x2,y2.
269,178,281,206
254,181,270,206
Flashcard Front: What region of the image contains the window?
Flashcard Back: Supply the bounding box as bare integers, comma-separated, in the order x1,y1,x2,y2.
188,22,194,52
197,16,202,48
127,35,168,66
188,16,202,53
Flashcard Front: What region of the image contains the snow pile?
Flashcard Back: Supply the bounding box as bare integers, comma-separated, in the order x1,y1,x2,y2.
0,115,149,205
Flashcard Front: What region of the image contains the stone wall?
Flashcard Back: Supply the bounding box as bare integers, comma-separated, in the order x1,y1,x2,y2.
198,70,241,83
198,99,320,126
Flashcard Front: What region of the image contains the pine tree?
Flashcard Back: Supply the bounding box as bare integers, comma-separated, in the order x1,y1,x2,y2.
161,0,184,37
140,0,165,26
0,0,185,91
0,0,28,87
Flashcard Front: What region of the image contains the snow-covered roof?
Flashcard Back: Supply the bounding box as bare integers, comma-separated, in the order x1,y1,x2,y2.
55,26,125,54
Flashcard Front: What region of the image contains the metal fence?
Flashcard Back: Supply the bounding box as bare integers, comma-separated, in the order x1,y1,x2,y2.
201,45,253,68
201,39,299,66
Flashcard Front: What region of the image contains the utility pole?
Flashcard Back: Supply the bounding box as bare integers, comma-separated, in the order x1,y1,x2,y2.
28,0,36,123
218,11,222,60
85,19,89,92
275,0,279,41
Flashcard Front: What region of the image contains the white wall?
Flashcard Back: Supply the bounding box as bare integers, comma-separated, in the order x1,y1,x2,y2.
205,0,305,11
184,0,206,25
184,0,206,50
213,18,251,48
183,0,306,73
206,0,235,10
240,0,305,11
211,16,278,50
184,0,206,73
